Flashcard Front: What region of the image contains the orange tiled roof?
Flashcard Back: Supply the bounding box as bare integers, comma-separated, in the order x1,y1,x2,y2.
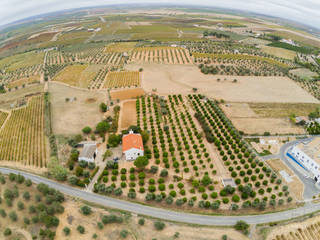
122,133,144,152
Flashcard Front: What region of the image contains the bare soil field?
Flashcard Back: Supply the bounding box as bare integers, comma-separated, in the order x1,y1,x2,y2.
266,159,304,200
221,102,306,134
119,100,137,131
260,45,297,60
126,63,318,103
49,82,106,135
110,87,145,100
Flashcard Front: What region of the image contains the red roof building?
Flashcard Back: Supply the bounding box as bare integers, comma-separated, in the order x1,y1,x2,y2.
122,130,144,160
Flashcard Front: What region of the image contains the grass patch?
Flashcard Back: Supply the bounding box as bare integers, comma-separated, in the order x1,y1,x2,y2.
268,41,313,54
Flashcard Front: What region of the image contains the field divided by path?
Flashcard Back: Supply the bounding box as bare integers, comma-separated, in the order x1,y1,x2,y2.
0,95,47,167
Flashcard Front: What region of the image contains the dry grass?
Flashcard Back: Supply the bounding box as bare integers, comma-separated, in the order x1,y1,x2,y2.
260,45,297,60
110,87,145,100
7,75,40,89
53,64,101,88
248,102,320,118
104,42,136,53
290,68,318,80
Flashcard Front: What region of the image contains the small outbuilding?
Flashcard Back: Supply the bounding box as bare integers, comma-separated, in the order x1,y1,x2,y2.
122,130,144,161
78,142,98,163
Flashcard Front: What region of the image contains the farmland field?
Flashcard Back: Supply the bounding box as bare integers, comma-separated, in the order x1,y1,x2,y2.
119,100,137,131
104,71,140,89
7,75,40,89
131,47,192,64
109,87,145,100
0,94,47,167
0,111,8,128
260,45,297,60
53,64,102,88
0,51,44,72
289,68,318,80
104,42,136,53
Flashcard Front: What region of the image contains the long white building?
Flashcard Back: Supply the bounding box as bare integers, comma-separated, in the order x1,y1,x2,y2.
288,145,320,183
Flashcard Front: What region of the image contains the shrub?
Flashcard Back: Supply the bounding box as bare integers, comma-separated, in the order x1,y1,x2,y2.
80,205,92,215
77,225,85,234
120,230,129,238
234,220,249,235
63,227,71,236
9,211,17,221
138,218,145,225
154,221,165,230
4,228,11,236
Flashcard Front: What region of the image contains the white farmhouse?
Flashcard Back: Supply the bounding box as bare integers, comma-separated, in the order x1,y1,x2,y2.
122,130,144,161
288,143,320,184
78,142,98,163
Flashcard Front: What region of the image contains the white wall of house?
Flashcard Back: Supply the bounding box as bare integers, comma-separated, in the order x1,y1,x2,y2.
124,148,144,161
79,156,95,163
289,146,320,182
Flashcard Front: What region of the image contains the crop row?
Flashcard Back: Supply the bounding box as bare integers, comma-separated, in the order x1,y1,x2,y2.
104,71,140,89
0,95,47,167
131,47,192,64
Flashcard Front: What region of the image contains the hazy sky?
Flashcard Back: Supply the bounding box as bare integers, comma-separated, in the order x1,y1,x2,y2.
0,0,319,28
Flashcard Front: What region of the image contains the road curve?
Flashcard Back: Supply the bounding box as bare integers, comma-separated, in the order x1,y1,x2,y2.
1,167,320,226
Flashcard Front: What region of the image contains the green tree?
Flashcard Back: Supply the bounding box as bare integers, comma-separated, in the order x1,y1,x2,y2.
154,221,165,230
100,102,108,112
108,134,121,147
140,131,149,145
48,157,68,181
82,126,92,134
63,227,70,236
80,205,92,215
134,156,149,170
201,175,212,186
96,121,110,136
234,220,249,235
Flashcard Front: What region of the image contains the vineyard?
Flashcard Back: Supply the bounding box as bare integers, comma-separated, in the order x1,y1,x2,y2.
0,95,47,167
103,71,140,89
131,47,192,64
88,66,109,89
93,94,292,212
0,111,8,128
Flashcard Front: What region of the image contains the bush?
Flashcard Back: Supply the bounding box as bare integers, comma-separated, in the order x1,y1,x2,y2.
80,205,92,215
138,218,145,225
77,225,85,234
82,126,92,134
154,221,165,230
101,214,123,224
234,220,249,235
120,229,129,238
9,211,17,221
63,227,71,236
4,228,11,236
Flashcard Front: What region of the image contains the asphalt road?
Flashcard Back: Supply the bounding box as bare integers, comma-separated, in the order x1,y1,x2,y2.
1,167,320,226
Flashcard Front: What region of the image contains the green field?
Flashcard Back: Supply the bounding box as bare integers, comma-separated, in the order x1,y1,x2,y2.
268,41,313,54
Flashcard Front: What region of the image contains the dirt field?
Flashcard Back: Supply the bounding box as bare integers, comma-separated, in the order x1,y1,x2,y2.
49,82,106,135
7,75,40,89
126,63,318,103
110,87,145,100
56,199,249,240
119,100,137,131
260,45,297,60
221,103,306,135
266,159,304,200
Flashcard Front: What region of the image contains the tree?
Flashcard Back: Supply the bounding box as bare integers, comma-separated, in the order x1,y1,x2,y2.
201,175,212,186
134,156,149,170
82,126,92,135
96,121,110,136
108,134,121,147
100,103,107,112
4,228,11,236
140,131,149,145
48,157,68,181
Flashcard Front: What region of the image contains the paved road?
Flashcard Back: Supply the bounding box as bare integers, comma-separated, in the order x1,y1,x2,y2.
1,167,320,226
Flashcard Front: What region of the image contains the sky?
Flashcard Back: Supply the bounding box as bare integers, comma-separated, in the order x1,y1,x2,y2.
0,0,319,28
